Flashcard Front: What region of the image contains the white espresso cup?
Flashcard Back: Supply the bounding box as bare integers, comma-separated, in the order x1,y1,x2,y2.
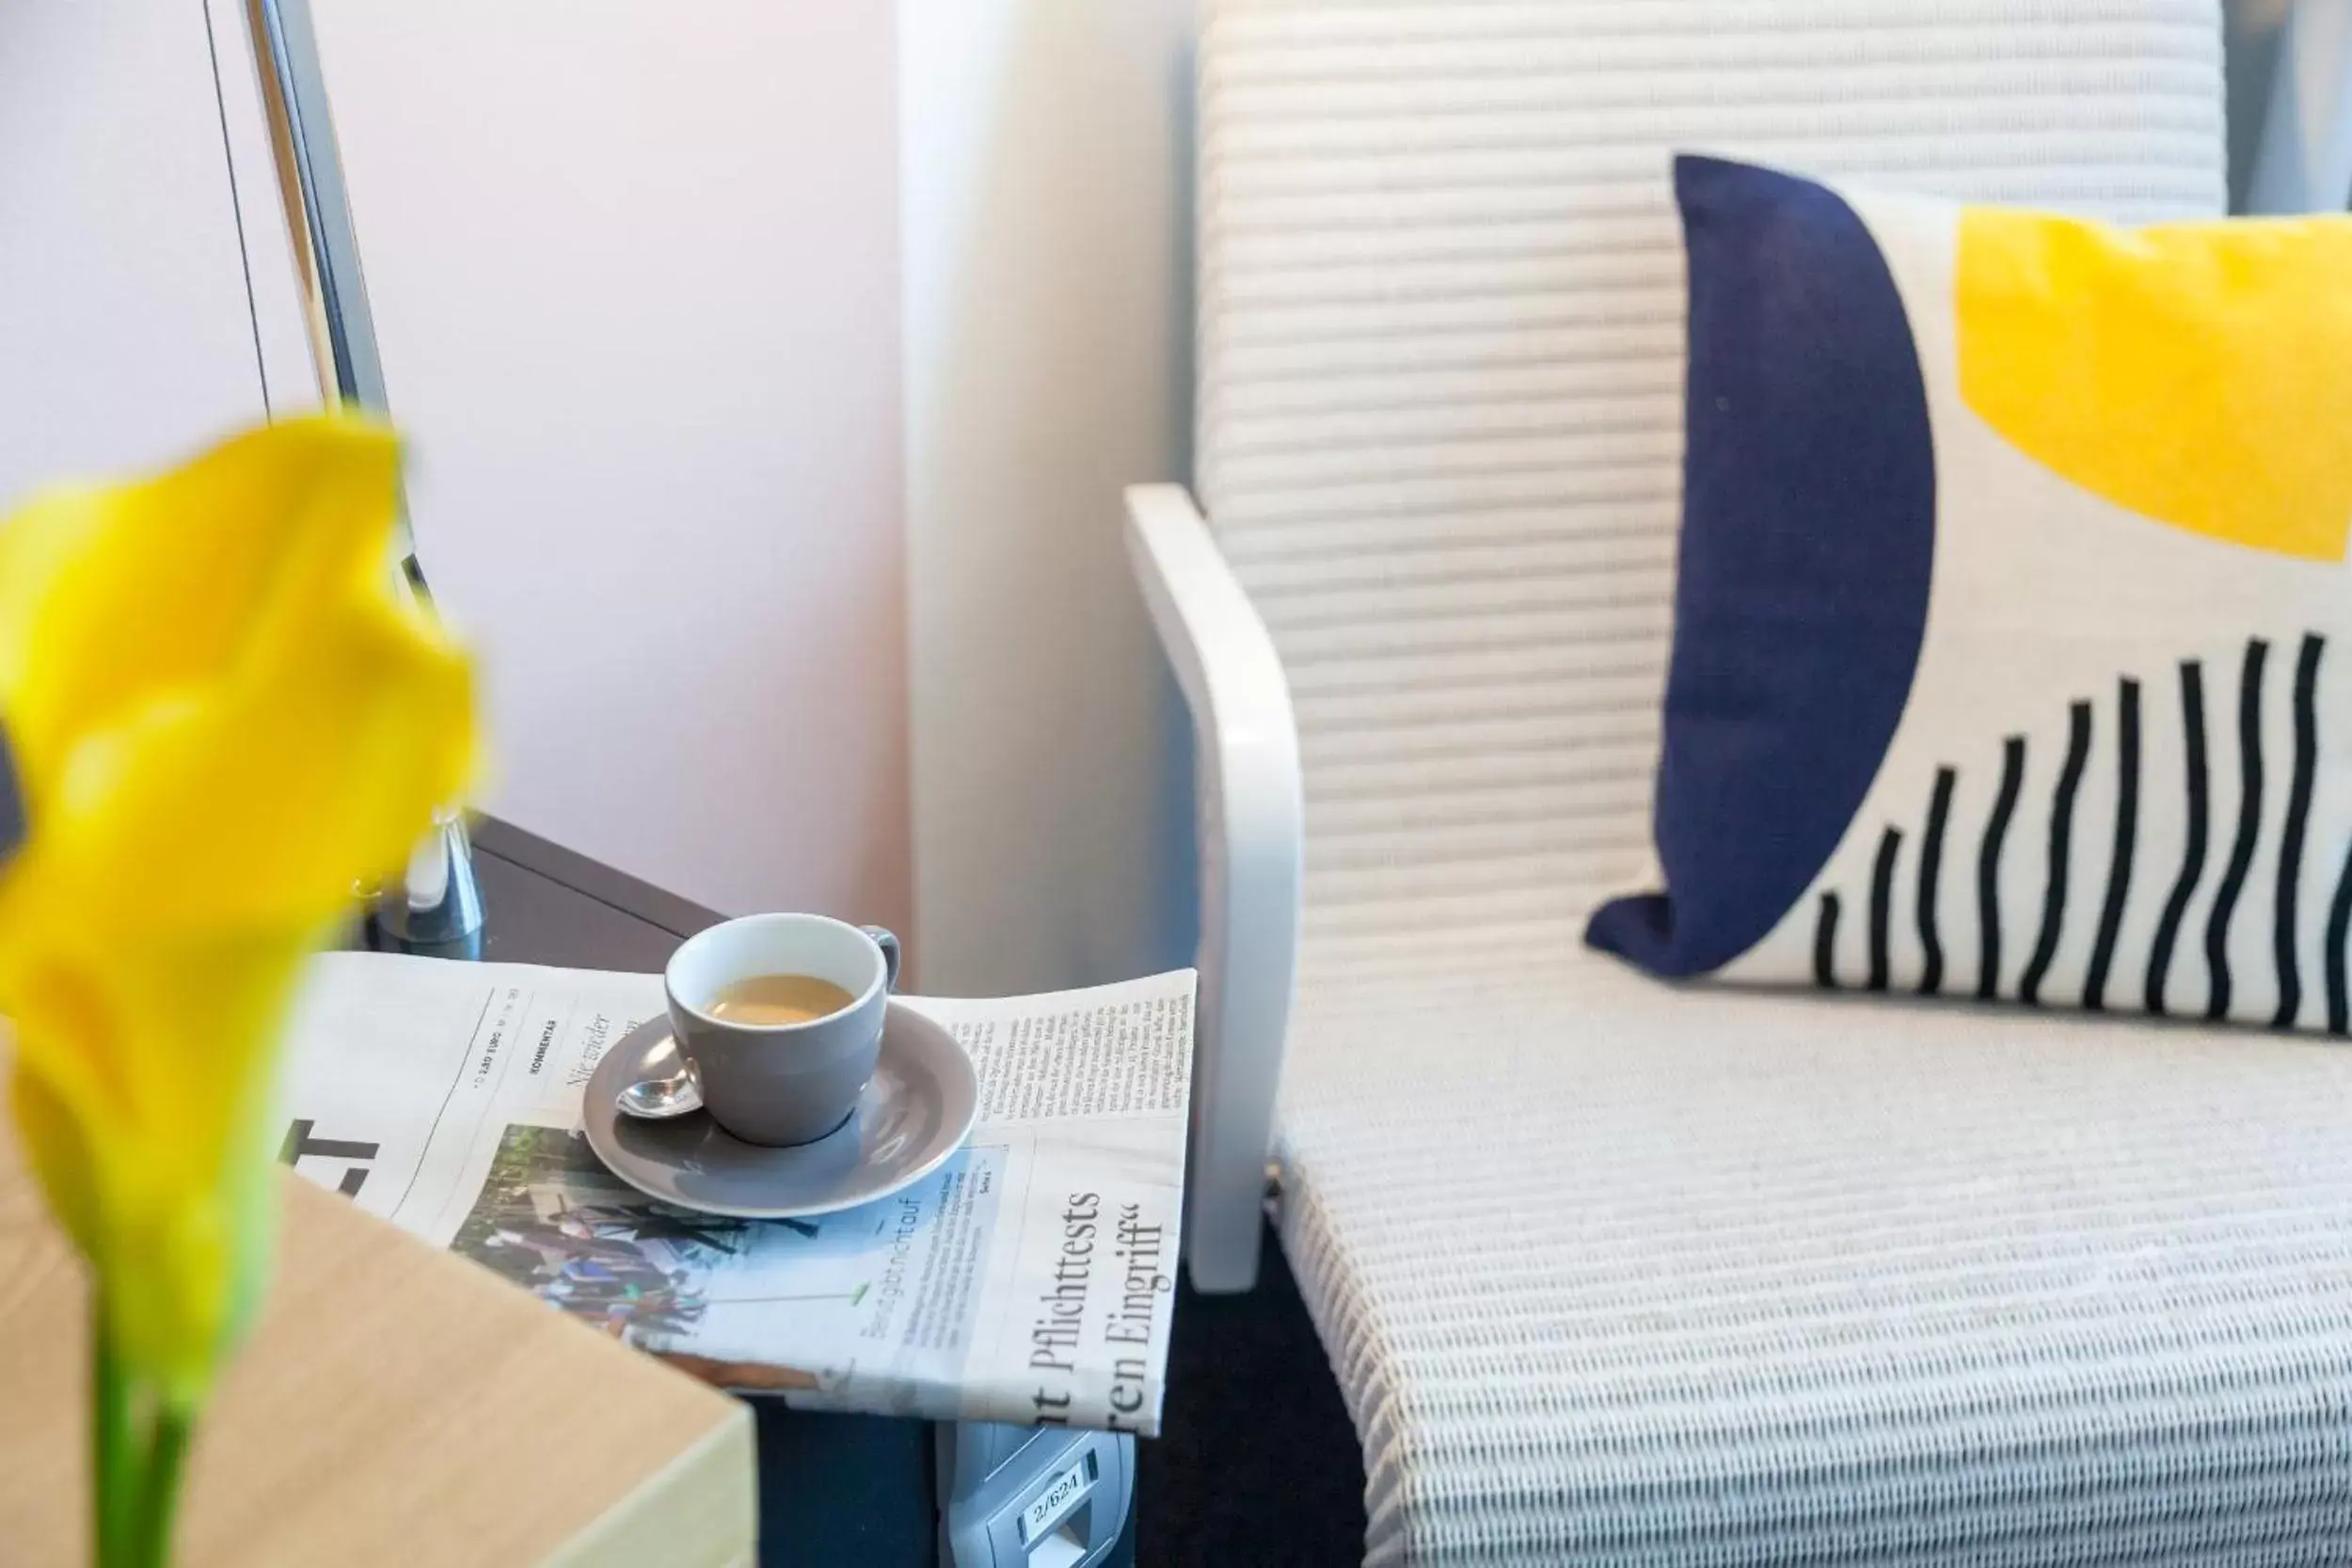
663,913,900,1146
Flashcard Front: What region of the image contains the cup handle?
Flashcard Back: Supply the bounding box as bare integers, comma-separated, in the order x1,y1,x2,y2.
863,926,901,992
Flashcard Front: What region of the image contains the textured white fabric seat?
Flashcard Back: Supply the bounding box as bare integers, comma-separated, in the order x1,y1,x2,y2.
1154,0,2352,1562
1279,940,2352,1564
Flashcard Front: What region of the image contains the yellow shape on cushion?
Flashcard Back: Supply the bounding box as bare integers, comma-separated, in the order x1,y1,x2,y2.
1958,207,2352,562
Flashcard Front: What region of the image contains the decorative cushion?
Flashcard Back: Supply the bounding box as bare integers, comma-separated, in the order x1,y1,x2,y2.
1589,155,2352,1030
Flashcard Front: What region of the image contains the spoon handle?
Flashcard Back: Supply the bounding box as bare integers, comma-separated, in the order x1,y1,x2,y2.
617,1057,705,1120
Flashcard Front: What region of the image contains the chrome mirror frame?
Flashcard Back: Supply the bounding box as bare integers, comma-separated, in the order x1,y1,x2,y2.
245,0,484,955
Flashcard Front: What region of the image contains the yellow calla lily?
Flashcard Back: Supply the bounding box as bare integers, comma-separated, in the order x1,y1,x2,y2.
0,414,476,1564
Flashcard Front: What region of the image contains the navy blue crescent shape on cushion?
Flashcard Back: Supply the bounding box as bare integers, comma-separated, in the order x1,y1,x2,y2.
1587,156,1936,976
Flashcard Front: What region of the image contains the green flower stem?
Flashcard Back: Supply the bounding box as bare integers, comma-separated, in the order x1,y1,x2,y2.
128,1404,193,1568
90,1300,194,1568
92,1307,139,1568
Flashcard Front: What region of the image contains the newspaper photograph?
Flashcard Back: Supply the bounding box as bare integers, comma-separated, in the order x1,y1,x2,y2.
274,952,1196,1434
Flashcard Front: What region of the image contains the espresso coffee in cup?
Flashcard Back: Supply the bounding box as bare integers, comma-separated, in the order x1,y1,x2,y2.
707,974,857,1026
660,914,901,1146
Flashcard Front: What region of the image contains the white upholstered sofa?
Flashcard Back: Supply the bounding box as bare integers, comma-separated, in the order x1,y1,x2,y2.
1128,3,2352,1562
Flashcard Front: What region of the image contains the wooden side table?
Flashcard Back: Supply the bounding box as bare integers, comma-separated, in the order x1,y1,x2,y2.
0,1060,756,1566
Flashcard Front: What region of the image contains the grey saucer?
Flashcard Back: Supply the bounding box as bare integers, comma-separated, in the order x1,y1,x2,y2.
583,999,978,1219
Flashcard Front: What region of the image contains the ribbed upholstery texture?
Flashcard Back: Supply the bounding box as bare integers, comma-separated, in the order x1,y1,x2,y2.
1191,4,2352,1564
1279,946,2352,1566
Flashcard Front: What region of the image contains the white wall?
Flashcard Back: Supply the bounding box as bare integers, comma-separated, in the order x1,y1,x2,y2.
1,1,911,933
0,2,268,492
899,0,1200,995
3,0,1205,986
253,1,913,930
2241,0,2352,213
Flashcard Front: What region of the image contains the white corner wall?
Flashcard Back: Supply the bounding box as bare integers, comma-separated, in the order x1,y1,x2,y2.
285,1,913,930
2243,0,2352,213
6,1,1200,981
899,0,1200,995
0,1,269,493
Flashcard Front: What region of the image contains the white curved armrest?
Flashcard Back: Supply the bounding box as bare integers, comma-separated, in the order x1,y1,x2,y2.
1125,484,1303,1294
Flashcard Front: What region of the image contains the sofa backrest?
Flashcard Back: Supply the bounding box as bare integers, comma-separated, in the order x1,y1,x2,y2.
1196,0,2227,955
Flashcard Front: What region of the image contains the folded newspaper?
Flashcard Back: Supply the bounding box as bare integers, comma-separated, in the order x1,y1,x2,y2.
277,952,1196,1434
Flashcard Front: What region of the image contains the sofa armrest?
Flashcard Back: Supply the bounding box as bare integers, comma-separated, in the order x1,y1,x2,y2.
1124,484,1303,1294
